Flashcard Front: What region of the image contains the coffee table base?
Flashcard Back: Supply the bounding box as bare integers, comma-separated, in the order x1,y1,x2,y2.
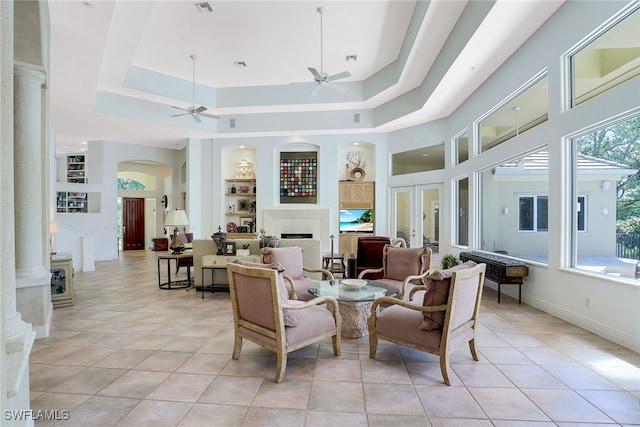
338,300,373,338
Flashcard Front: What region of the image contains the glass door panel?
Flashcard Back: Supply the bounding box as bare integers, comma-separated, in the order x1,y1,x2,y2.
391,185,441,253
391,187,412,245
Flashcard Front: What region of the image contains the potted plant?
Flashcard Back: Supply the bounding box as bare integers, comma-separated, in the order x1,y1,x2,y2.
441,254,458,269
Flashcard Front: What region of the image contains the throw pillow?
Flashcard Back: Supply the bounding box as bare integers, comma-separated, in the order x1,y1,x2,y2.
230,259,290,301
383,245,430,282
261,246,305,279
419,260,476,331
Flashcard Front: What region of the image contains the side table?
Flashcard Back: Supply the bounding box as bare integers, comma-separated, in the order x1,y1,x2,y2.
323,253,346,278
157,253,193,289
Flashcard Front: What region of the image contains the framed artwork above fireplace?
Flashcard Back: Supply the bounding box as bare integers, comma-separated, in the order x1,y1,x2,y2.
280,151,317,204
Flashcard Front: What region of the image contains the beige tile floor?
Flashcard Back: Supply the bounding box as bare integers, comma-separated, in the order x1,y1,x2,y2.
31,250,640,426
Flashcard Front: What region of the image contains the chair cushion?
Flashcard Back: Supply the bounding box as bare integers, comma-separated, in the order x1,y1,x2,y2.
261,246,305,279
383,245,429,282
419,260,476,331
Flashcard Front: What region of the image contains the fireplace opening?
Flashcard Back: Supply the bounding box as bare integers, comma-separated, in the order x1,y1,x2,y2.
281,233,313,239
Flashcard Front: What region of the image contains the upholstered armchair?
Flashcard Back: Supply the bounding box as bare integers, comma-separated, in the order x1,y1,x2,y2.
352,236,391,279
227,262,341,383
261,246,333,301
358,245,432,301
368,261,486,385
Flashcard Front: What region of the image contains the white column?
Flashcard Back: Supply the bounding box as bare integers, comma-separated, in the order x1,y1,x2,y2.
2,1,35,404
14,62,47,281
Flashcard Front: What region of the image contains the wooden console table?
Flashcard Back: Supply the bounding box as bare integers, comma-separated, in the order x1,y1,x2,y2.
200,254,261,298
459,251,529,303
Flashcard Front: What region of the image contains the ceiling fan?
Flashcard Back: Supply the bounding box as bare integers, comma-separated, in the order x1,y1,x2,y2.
307,6,351,96
171,54,219,123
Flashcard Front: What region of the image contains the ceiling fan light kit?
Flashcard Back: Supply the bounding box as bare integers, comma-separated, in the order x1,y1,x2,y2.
171,54,219,123
307,6,351,96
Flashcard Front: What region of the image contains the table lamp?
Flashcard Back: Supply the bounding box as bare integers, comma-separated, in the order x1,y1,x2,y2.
164,210,189,254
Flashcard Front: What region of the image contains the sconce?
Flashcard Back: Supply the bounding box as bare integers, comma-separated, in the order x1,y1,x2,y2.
601,181,611,191
502,207,509,215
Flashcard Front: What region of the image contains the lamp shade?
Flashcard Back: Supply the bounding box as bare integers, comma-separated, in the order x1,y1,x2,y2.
164,210,189,227
50,221,58,234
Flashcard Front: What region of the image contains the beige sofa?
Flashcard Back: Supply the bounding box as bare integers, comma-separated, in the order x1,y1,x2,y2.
192,238,323,288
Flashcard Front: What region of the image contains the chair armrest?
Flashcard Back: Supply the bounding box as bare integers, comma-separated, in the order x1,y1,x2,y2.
400,270,431,301
358,267,384,279
408,285,430,300
303,266,334,280
283,274,298,300
370,295,447,314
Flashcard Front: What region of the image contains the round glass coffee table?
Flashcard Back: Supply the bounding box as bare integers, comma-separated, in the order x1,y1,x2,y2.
308,280,399,338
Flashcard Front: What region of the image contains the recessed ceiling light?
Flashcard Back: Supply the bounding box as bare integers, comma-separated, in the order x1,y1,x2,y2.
353,142,359,146
345,55,357,61
234,61,247,67
193,2,213,13
81,141,87,145
421,153,431,157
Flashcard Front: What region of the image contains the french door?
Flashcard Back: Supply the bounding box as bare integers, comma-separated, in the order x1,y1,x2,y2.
390,184,441,255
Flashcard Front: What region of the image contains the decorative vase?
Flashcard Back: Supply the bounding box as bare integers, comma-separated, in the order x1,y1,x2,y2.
259,235,280,249
211,226,228,255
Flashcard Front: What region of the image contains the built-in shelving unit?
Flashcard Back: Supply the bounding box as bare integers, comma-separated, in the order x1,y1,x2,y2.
66,154,87,184
56,191,88,213
224,179,257,233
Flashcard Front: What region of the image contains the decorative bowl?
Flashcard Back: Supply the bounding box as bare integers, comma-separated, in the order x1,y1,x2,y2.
341,279,367,289
238,185,251,193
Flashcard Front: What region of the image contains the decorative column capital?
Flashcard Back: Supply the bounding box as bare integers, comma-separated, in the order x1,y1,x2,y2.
14,61,46,85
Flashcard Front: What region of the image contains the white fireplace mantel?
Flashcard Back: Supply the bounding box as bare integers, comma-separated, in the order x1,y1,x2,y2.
263,208,330,251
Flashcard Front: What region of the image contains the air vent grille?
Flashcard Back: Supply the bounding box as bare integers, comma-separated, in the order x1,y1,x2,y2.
193,2,213,13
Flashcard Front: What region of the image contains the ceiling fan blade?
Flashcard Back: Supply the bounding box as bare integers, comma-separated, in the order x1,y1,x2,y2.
310,83,323,97
171,105,189,113
200,112,220,120
308,67,321,80
170,112,189,117
327,71,351,82
193,114,202,123
194,105,207,114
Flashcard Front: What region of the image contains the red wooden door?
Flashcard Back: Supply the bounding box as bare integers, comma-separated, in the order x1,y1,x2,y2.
122,197,145,250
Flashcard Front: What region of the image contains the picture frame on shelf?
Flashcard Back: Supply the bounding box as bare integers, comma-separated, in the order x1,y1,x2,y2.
238,199,249,211
240,217,253,227
224,241,236,255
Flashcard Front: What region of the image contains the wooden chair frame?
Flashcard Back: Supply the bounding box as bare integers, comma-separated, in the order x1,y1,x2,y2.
368,263,486,385
227,263,341,383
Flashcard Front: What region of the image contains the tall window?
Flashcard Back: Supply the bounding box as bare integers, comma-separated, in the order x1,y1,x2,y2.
571,115,639,279
455,177,469,247
454,130,469,165
480,148,549,262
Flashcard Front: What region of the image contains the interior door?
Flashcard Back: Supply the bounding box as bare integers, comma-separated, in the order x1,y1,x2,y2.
122,197,145,250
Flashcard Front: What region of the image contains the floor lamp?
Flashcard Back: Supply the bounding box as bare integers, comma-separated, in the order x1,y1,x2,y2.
164,210,189,254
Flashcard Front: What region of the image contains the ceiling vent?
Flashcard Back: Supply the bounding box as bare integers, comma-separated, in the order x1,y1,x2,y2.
193,2,213,13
